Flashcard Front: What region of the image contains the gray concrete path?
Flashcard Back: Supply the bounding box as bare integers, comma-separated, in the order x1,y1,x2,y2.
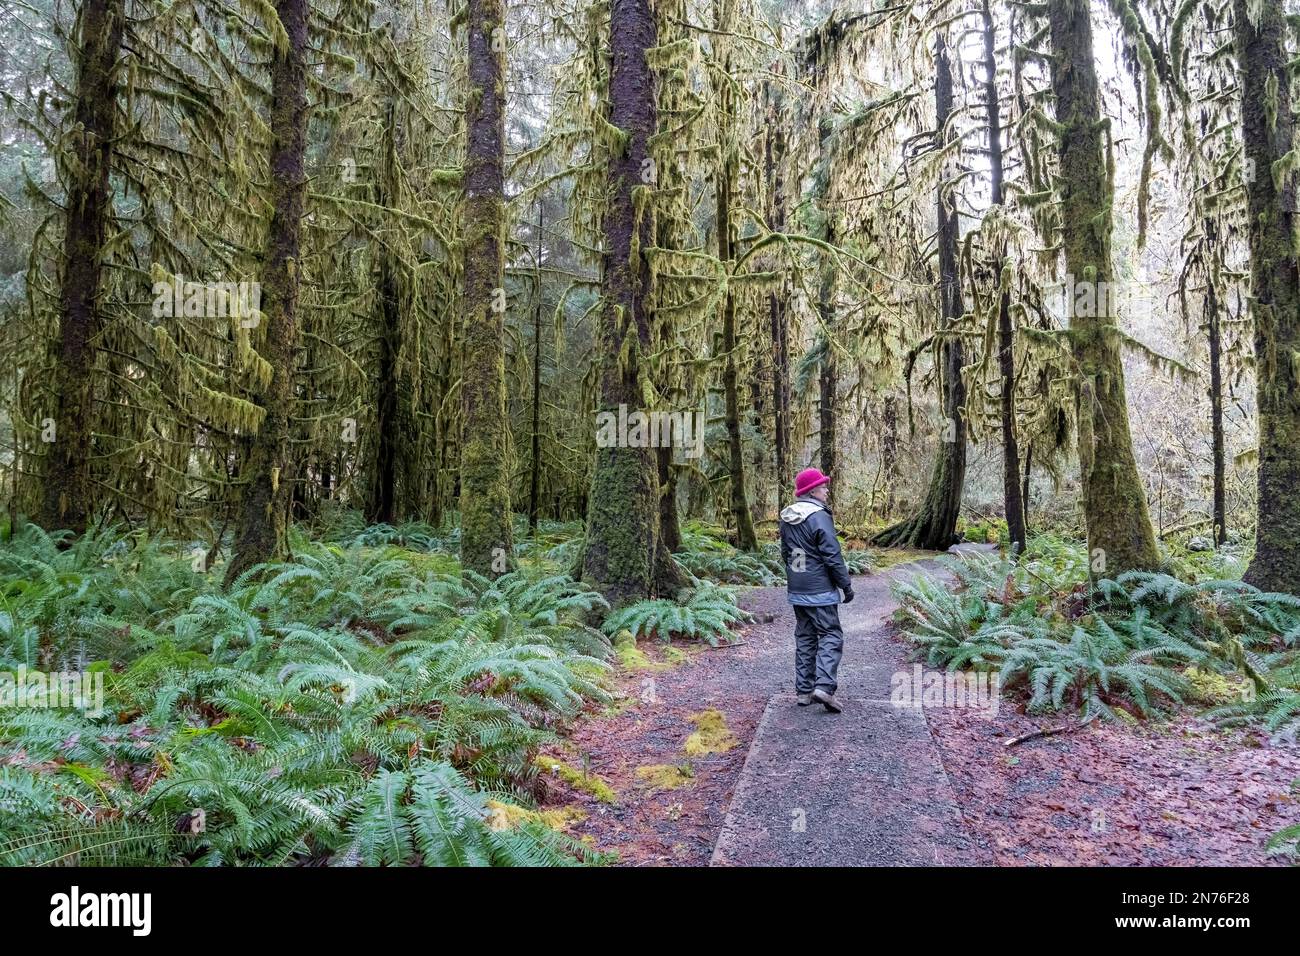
711,552,994,866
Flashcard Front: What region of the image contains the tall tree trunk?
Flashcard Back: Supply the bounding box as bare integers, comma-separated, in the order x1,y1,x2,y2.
657,445,681,554
873,35,966,551
771,293,791,499
714,1,757,552
749,345,767,526
1235,0,1300,592
1022,443,1033,535
459,0,515,576
765,82,792,503
529,201,544,533
370,258,399,525
224,0,309,584
582,0,676,603
981,0,1026,552
1205,249,1228,546
814,115,837,506
721,267,757,549
368,101,402,526
882,393,899,514
39,0,126,533
1048,0,1160,576
817,328,837,490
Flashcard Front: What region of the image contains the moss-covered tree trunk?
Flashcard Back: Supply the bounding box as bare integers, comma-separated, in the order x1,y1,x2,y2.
458,0,515,576
1048,0,1160,576
766,83,792,502
882,393,899,514
1022,442,1033,534
980,0,1026,553
224,0,309,585
1205,247,1228,546
874,35,966,551
657,445,682,554
369,252,400,525
714,1,757,552
1235,0,1300,592
652,196,684,562
528,200,544,532
721,291,757,550
38,0,125,533
817,303,838,495
813,116,837,506
582,0,675,604
368,100,402,526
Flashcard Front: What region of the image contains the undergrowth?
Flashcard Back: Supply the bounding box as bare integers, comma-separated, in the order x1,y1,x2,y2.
0,523,613,866
0,509,771,865
892,535,1300,726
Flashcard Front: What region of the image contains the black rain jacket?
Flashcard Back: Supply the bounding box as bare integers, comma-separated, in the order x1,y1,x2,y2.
778,496,853,596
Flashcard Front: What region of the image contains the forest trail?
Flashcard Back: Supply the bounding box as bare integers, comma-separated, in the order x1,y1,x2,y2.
566,543,1297,866
711,549,995,866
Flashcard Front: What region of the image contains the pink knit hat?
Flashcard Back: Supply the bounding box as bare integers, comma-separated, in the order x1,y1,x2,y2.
794,467,831,497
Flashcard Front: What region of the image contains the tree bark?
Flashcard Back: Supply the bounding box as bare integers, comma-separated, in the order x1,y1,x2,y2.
1235,0,1300,592
1048,0,1160,577
657,444,682,554
582,0,673,604
1204,248,1228,546
369,254,399,526
1022,442,1033,535
39,0,126,533
765,82,792,502
817,327,838,493
367,99,405,526
882,393,899,514
224,0,309,584
981,0,1026,553
528,200,544,533
814,116,837,507
715,0,757,552
873,34,966,551
459,0,515,577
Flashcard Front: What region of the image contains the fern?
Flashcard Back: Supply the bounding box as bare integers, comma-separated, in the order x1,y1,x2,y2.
889,534,1278,722
336,763,597,867
0,523,615,866
602,582,748,647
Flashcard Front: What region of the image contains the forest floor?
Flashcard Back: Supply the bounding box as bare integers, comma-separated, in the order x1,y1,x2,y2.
537,552,1300,866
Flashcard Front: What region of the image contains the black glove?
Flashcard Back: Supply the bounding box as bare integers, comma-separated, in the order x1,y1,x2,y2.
842,587,855,604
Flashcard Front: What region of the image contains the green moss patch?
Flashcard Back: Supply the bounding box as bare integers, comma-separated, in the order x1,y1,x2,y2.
534,755,617,804
683,708,738,756
634,763,695,791
486,799,587,832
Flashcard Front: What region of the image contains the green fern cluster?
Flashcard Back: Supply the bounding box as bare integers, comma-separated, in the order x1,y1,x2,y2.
674,544,785,586
891,537,1299,723
842,548,877,575
1162,536,1252,583
0,523,613,866
602,582,749,647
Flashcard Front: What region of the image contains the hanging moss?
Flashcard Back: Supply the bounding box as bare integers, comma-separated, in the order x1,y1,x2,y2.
1042,0,1160,578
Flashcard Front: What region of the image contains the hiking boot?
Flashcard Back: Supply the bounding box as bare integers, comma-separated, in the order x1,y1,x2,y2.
796,692,814,706
812,688,842,713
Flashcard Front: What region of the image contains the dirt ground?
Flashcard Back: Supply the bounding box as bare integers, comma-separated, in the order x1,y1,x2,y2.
537,564,1300,866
